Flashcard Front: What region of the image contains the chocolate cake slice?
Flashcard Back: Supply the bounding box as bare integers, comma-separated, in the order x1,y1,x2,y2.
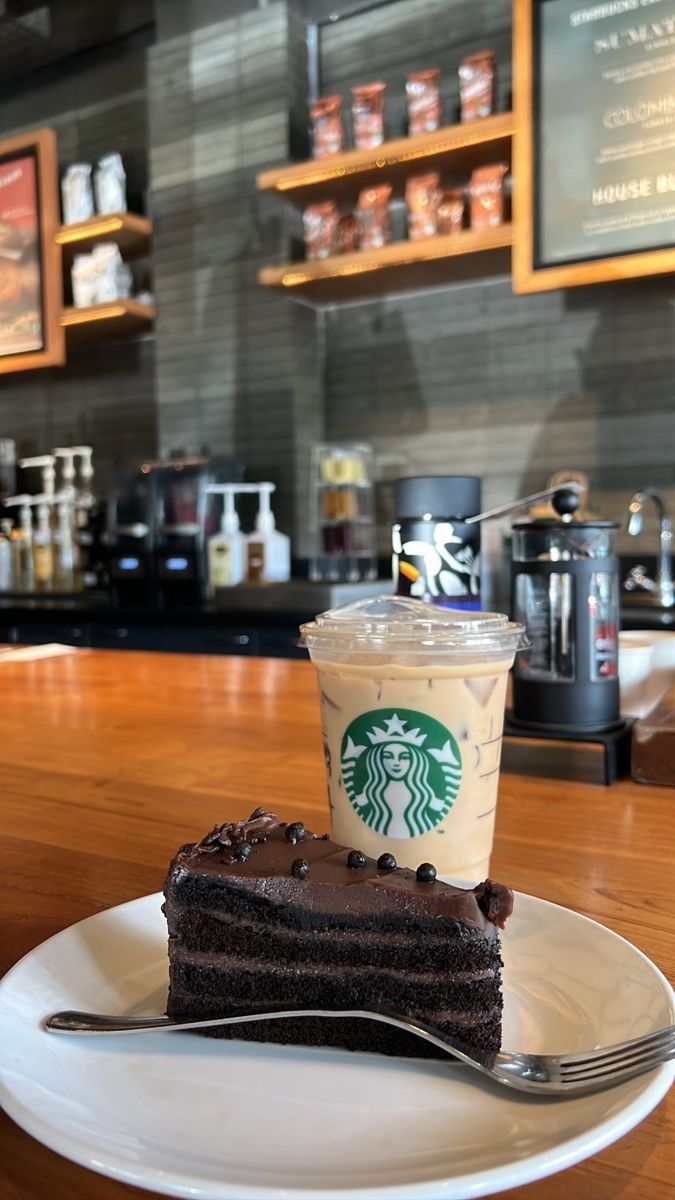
163,809,513,1059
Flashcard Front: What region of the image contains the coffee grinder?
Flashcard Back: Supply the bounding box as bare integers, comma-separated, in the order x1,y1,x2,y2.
392,476,481,609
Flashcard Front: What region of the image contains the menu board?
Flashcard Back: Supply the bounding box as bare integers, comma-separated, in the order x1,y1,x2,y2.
0,128,63,374
0,152,44,356
535,0,675,267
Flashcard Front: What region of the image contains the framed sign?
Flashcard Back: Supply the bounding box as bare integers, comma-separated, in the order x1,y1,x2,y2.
513,0,675,292
0,127,64,373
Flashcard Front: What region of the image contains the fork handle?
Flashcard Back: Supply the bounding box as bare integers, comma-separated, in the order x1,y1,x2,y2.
44,1005,457,1042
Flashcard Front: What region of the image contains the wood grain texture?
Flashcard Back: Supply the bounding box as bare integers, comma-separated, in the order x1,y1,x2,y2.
256,112,514,209
258,225,513,304
0,648,673,1200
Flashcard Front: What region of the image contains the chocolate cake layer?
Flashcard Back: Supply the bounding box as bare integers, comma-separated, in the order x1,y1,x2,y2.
163,809,513,1057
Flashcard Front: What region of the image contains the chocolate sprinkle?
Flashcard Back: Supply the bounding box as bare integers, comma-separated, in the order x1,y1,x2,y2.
377,853,397,872
416,862,437,883
291,857,309,879
347,850,367,869
285,822,306,845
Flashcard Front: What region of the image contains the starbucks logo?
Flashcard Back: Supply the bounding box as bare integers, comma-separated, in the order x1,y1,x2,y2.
341,708,461,839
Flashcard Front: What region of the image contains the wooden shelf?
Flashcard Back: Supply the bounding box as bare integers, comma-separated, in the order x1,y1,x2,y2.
60,299,156,344
258,225,513,304
257,112,514,207
55,212,152,262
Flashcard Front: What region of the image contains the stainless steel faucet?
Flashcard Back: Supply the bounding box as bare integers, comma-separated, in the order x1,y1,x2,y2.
624,489,674,608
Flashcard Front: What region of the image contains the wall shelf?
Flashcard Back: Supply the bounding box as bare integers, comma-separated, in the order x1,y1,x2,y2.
61,299,156,345
56,212,152,263
257,112,514,207
258,225,512,304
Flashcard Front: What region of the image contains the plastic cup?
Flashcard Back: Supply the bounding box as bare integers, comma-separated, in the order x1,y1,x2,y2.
619,630,675,715
300,595,526,881
618,634,655,718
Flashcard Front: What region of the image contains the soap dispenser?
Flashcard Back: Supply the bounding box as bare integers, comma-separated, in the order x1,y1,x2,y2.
3,494,34,591
206,484,245,593
246,483,291,583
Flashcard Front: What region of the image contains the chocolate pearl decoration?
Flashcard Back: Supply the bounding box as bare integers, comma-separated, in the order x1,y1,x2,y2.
233,843,252,861
285,822,306,845
377,853,397,872
347,850,367,869
291,857,309,879
416,862,437,883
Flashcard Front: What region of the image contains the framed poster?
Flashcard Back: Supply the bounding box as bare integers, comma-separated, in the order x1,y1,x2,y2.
0,127,64,372
513,0,675,292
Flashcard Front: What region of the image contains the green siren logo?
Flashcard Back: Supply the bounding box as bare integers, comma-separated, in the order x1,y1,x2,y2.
341,708,461,838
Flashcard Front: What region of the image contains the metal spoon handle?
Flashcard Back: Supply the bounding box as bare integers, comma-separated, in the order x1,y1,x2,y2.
465,481,583,525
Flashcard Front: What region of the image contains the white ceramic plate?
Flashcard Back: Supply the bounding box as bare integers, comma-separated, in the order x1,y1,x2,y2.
0,890,673,1200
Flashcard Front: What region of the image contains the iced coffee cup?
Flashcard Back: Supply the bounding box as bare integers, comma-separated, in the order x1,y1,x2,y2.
300,595,526,881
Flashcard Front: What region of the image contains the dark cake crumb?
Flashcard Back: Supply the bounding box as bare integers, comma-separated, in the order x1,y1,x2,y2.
291,857,309,879
234,843,252,861
416,862,437,883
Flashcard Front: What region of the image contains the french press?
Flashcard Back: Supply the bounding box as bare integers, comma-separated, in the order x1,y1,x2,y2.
510,489,620,732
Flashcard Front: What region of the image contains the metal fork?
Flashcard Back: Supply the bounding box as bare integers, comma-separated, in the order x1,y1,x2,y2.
43,1006,675,1096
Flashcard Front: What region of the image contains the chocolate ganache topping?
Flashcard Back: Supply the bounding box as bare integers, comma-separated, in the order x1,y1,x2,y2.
473,879,513,929
197,809,281,855
169,808,514,936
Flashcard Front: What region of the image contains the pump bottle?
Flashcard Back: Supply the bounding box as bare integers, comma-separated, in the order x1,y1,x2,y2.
0,519,12,591
32,496,54,592
246,483,290,583
206,484,245,593
19,455,56,500
3,495,34,591
53,492,78,591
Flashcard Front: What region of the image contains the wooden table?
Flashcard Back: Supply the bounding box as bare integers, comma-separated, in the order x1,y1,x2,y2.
1,649,672,1200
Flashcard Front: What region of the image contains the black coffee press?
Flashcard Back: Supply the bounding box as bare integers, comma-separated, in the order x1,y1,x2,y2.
510,487,620,732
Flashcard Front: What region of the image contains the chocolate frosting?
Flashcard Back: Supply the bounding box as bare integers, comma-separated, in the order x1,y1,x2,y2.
168,809,514,936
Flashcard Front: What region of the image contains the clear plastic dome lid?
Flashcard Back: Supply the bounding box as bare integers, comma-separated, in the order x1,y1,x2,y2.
300,594,527,657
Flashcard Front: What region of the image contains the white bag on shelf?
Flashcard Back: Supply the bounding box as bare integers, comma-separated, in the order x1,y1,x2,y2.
61,164,94,224
94,153,127,215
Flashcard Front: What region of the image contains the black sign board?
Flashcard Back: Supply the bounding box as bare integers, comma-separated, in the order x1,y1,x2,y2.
514,0,675,290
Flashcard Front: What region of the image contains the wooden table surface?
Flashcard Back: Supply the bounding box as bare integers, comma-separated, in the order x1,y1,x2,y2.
0,649,673,1200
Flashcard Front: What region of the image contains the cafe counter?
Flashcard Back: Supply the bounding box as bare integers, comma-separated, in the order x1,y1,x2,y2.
0,649,673,1200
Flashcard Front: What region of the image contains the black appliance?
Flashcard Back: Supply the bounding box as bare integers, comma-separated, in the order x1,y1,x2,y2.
106,466,159,606
510,489,620,732
392,475,481,609
154,456,242,608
